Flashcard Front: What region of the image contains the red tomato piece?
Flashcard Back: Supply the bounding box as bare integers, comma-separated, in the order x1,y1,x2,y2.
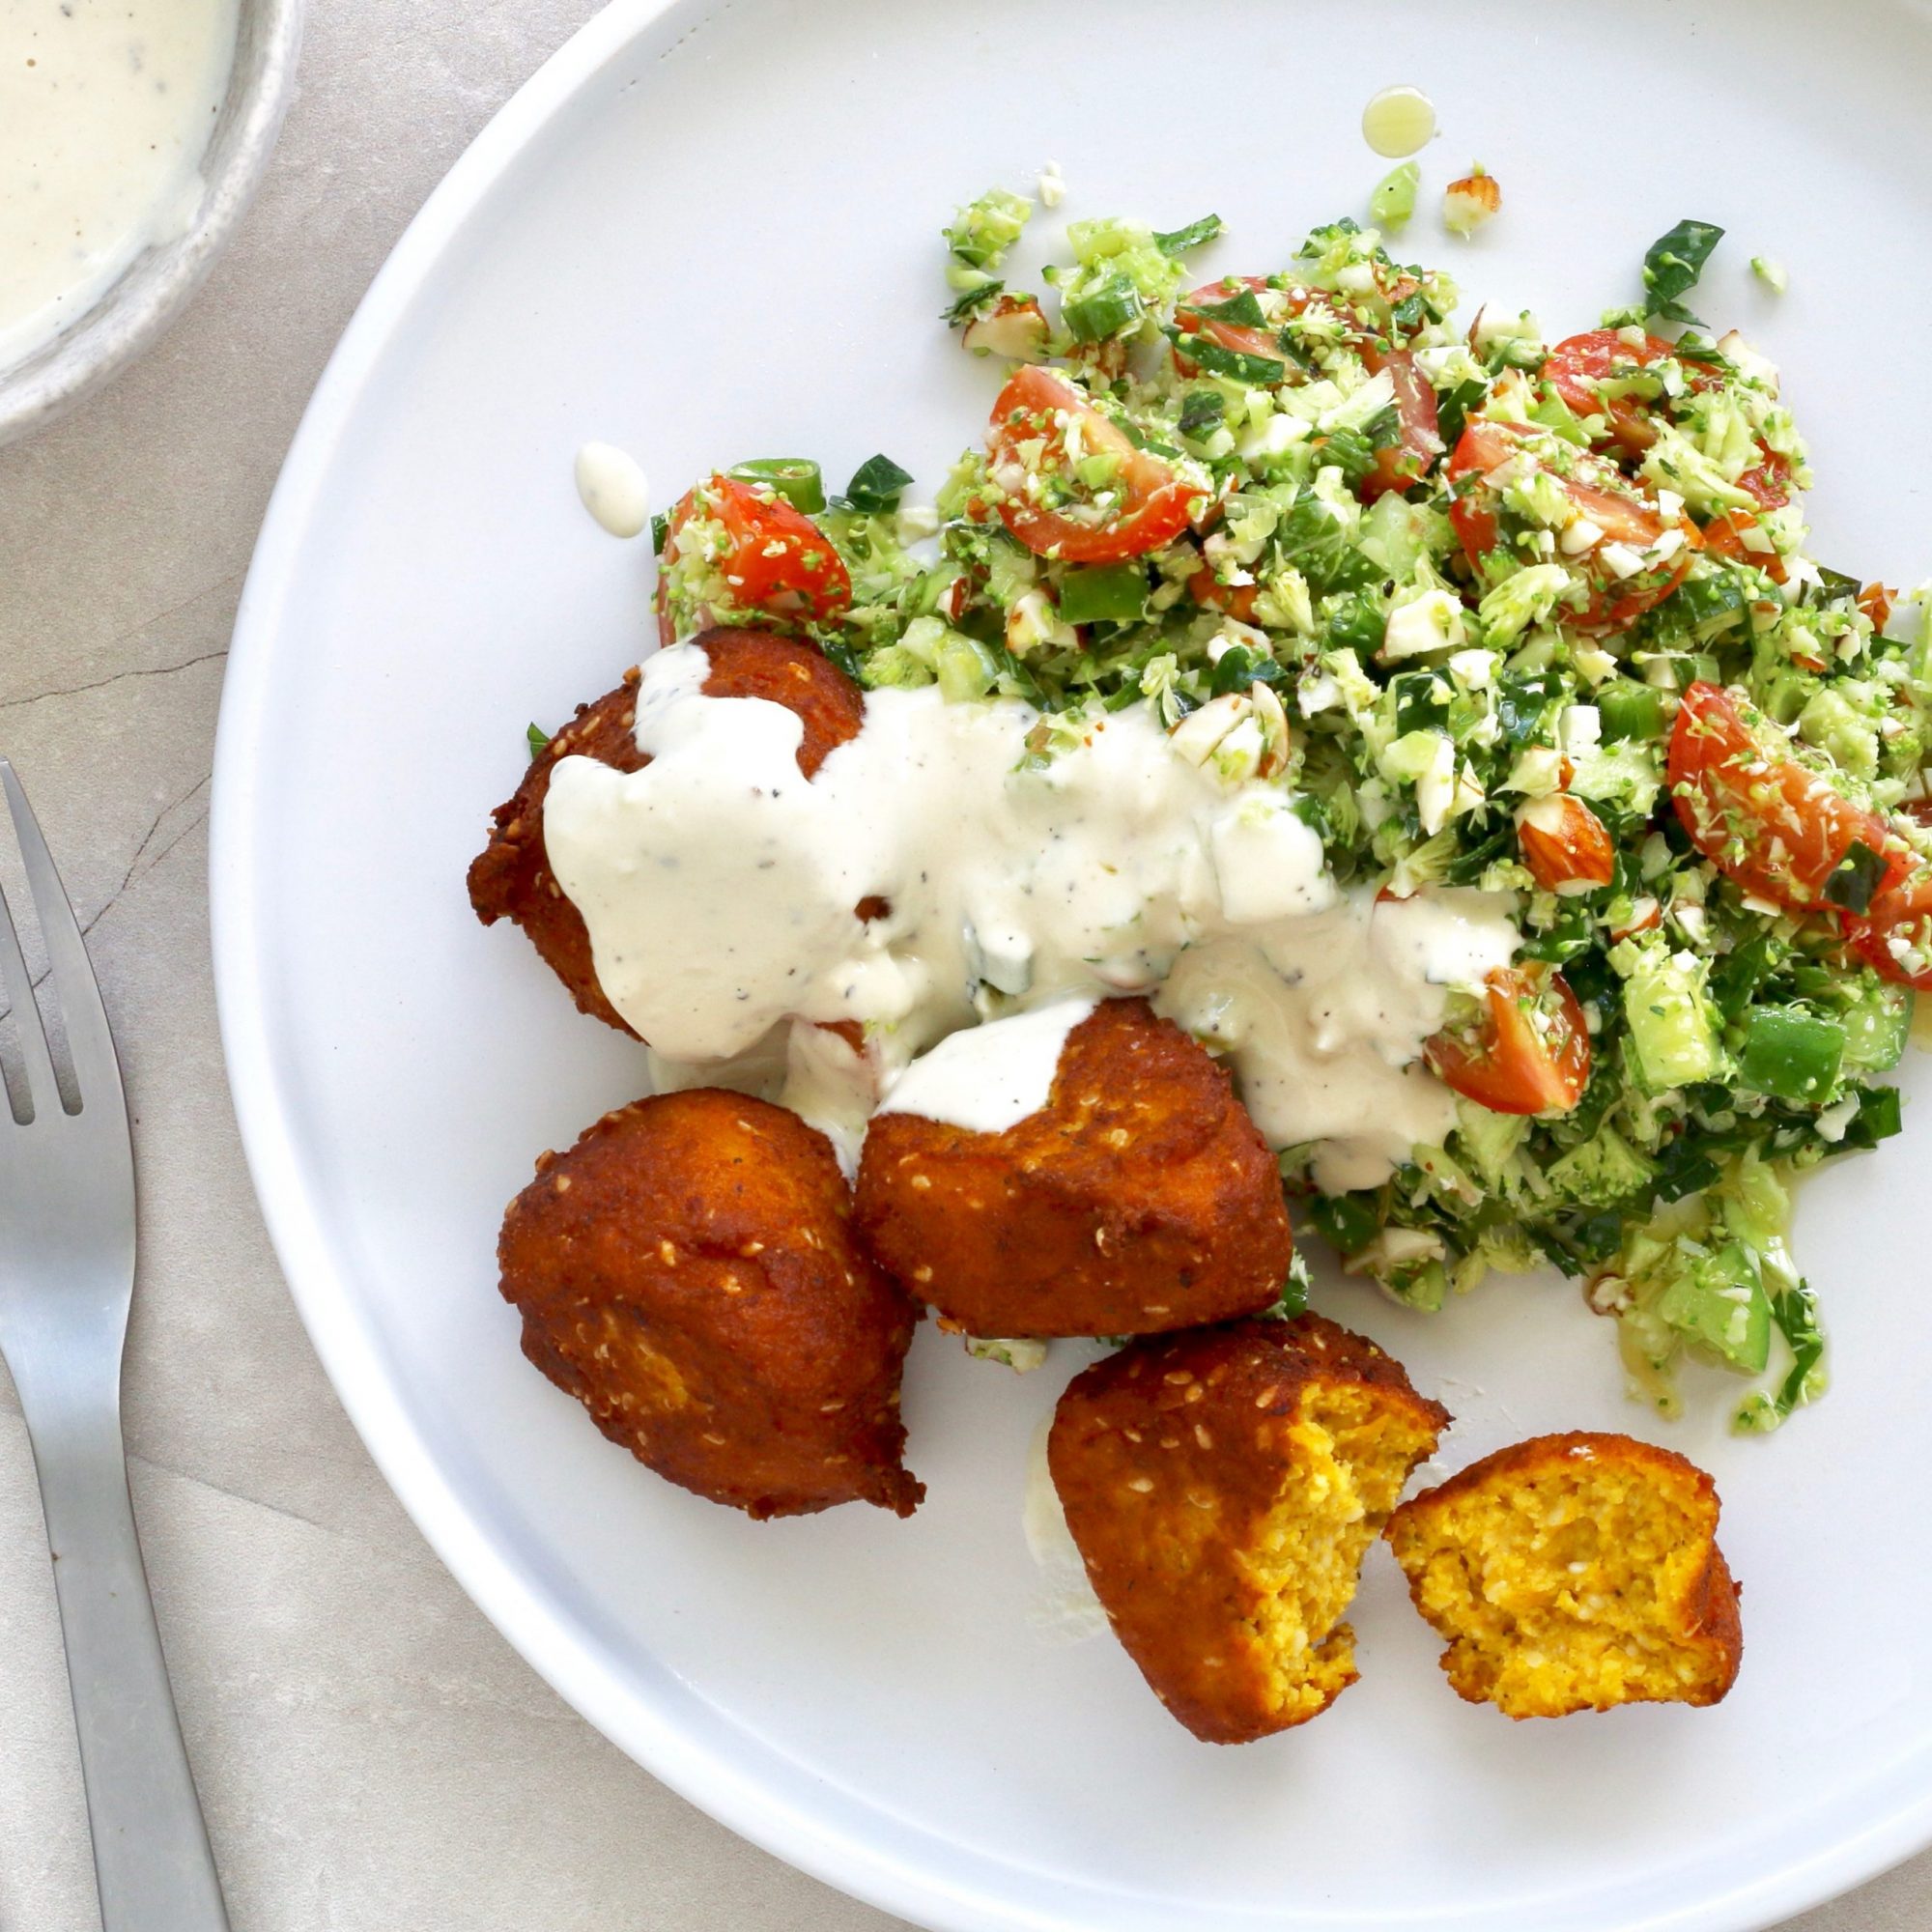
985,365,1196,563
1445,417,1693,633
1542,328,1678,455
1516,793,1616,895
1361,349,1444,500
1424,966,1592,1117
1667,682,1912,913
1735,447,1793,511
1173,276,1283,372
1186,565,1258,622
1849,870,1932,989
655,474,851,645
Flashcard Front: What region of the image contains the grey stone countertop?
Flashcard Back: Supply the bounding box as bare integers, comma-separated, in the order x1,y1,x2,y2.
0,4,1922,1927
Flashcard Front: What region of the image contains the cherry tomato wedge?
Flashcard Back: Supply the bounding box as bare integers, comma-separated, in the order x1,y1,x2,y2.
1361,348,1444,500
1187,565,1258,622
1850,869,1932,989
1173,275,1283,370
656,473,851,646
1542,328,1677,456
1516,793,1616,895
985,365,1196,563
1446,417,1695,633
1667,682,1912,913
1424,966,1592,1117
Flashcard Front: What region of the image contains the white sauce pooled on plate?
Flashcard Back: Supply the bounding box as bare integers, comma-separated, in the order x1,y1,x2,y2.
1021,1413,1107,1648
544,641,1520,1188
0,0,240,368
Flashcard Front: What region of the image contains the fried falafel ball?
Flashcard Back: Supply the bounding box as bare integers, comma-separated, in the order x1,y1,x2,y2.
854,999,1293,1339
1049,1315,1449,1744
498,1088,923,1520
1385,1431,1742,1719
467,628,866,1035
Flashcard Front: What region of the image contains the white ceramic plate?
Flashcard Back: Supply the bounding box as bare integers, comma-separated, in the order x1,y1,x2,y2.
211,3,1932,1926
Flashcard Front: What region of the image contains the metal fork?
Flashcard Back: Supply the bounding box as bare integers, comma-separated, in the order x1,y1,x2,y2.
0,760,230,1931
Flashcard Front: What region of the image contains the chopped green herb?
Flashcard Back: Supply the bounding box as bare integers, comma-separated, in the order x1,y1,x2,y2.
1641,216,1724,326
1152,213,1223,257
844,454,915,516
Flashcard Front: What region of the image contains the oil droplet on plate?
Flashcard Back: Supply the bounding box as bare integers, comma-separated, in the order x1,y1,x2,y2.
1362,85,1436,159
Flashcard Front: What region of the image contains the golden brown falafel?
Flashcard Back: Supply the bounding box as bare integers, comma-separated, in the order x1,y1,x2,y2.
1385,1430,1742,1719
498,1089,923,1520
1049,1315,1449,1743
467,629,866,1034
854,999,1293,1339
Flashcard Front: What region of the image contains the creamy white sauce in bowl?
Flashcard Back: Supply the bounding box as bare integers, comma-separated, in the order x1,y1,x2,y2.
544,640,1523,1195
0,0,302,444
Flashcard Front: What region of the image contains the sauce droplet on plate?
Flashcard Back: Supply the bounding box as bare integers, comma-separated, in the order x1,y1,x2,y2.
1362,85,1436,159
574,441,650,538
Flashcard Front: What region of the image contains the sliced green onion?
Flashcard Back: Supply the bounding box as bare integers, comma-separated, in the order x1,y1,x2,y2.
727,458,825,513
649,510,669,555
1055,562,1148,627
1750,254,1789,296
844,453,914,515
1153,213,1223,257
1738,1004,1845,1104
1062,272,1144,343
1369,160,1420,234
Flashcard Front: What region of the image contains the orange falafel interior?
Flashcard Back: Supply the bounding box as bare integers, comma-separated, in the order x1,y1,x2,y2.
1384,1430,1743,1719
497,1088,923,1520
1049,1315,1450,1744
855,997,1294,1339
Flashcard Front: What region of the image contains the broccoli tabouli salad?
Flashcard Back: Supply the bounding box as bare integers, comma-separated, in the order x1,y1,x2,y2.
640,188,1932,1434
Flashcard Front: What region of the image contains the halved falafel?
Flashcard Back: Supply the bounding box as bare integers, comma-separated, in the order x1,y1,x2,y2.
498,1088,923,1520
1049,1314,1449,1743
1385,1430,1743,1719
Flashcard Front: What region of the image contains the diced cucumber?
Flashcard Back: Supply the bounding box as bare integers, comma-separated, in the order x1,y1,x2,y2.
1656,1240,1771,1375
1056,561,1148,626
1624,947,1724,1094
1840,981,1912,1073
1596,678,1665,744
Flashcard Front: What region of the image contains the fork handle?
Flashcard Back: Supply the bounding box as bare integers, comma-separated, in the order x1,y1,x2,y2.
22,1400,231,1931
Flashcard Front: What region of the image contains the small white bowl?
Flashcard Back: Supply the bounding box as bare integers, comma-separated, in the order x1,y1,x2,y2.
0,0,305,448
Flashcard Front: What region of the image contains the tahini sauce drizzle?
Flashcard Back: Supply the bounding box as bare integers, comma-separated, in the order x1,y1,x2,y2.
0,0,240,368
546,642,1520,1190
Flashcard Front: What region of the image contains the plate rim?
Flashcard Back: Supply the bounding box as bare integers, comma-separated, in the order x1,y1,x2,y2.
207,3,1932,1927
